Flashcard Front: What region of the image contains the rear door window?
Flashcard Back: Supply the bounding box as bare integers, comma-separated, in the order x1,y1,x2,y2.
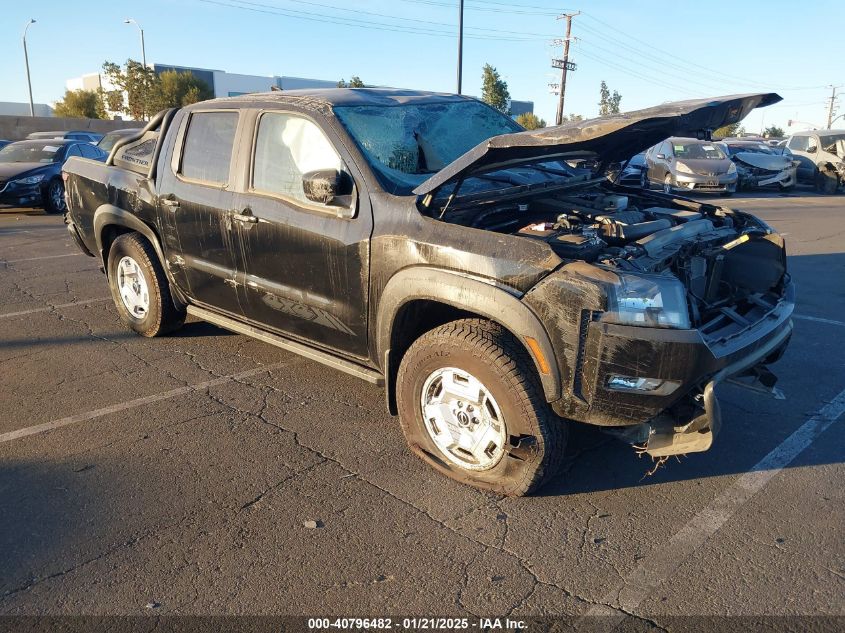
79,144,99,159
179,111,239,185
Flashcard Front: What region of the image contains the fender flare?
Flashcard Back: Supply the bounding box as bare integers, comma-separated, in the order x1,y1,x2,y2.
376,266,561,403
93,204,188,306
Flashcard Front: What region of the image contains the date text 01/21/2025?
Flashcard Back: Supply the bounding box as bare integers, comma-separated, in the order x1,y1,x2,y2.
306,617,527,630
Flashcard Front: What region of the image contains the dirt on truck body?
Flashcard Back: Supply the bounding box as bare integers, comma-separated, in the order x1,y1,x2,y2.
63,89,793,495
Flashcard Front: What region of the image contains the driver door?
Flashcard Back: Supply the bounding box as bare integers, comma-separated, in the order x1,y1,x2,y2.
233,110,373,357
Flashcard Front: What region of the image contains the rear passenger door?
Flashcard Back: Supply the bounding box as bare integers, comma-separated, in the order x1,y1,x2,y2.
158,109,246,318
233,109,373,357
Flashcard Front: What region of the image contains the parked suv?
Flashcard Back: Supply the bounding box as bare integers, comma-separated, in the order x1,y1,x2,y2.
645,137,737,195
63,90,792,495
785,130,845,193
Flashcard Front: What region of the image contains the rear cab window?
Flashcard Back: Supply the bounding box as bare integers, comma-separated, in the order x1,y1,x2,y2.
178,111,239,185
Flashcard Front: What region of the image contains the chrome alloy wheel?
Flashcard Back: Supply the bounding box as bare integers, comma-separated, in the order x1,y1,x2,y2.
420,367,508,471
116,255,150,318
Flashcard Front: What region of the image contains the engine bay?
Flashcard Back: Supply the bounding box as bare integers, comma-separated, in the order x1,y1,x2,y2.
445,188,787,329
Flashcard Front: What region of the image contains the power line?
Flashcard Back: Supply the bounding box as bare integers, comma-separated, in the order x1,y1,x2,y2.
395,0,560,16
260,0,560,36
580,12,830,92
198,0,543,40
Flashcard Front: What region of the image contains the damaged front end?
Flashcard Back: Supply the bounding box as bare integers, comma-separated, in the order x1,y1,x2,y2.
407,92,793,460
512,190,794,458
732,151,798,190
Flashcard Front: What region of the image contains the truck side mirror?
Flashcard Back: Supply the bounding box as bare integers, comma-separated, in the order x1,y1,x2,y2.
302,169,354,208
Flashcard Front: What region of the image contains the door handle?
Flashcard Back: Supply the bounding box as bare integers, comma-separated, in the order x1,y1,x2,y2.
162,197,180,210
231,208,258,224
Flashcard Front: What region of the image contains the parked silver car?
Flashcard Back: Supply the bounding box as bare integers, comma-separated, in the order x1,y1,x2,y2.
785,130,845,194
645,137,738,196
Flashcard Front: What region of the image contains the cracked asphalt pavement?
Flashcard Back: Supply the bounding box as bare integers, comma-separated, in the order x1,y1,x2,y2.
0,190,843,627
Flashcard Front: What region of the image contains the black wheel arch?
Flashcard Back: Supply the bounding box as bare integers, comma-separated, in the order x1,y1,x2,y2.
93,204,188,308
376,267,562,414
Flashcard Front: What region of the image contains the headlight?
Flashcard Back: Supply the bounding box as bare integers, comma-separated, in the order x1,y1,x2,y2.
14,174,45,185
602,273,691,329
727,163,737,175
675,161,694,174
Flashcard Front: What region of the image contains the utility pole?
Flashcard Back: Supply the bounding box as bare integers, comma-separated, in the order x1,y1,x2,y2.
553,11,579,126
826,85,842,129
22,19,36,117
456,0,464,94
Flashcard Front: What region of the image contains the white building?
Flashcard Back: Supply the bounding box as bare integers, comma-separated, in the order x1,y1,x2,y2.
66,64,337,100
0,101,54,117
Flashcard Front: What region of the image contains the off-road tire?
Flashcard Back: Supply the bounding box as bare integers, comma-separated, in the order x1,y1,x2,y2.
43,178,66,214
107,233,185,337
396,318,566,496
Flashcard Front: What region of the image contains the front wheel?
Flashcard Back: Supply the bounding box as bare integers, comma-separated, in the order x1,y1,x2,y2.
815,169,840,195
43,179,66,214
663,174,674,194
396,319,566,496
107,233,185,337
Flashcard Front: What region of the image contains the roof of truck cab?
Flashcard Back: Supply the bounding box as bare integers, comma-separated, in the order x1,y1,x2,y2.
189,88,475,110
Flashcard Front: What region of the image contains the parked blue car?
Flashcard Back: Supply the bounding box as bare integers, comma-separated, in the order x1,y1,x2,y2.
0,139,107,213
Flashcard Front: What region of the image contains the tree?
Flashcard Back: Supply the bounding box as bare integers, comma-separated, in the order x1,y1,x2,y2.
53,89,106,119
337,76,365,88
515,112,546,130
764,125,785,138
147,70,213,113
481,64,510,114
598,80,622,116
102,61,212,120
713,122,746,138
561,113,584,123
102,59,156,120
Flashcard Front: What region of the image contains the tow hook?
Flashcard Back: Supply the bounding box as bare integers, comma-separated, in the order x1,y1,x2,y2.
726,365,785,400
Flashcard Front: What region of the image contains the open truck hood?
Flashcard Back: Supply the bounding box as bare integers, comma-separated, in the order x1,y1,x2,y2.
413,93,781,196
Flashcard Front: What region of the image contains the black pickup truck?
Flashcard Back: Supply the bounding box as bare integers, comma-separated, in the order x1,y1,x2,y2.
63,89,794,495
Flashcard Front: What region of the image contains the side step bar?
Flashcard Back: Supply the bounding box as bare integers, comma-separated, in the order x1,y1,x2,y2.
186,305,385,386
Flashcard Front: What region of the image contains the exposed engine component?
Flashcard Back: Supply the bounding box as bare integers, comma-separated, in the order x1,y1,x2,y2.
459,189,785,328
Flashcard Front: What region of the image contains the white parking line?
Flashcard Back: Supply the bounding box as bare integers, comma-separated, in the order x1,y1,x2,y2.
582,386,845,628
793,314,845,327
0,361,292,444
2,253,84,263
0,297,111,319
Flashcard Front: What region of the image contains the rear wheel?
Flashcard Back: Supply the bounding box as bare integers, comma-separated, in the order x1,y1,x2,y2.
107,233,185,337
640,170,649,189
396,319,566,496
44,179,66,214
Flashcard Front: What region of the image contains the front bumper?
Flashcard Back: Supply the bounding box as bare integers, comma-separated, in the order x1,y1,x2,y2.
0,180,44,207
549,283,795,433
674,172,737,192
739,166,796,189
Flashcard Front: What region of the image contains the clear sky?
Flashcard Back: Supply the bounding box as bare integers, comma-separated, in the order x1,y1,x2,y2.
1,0,843,132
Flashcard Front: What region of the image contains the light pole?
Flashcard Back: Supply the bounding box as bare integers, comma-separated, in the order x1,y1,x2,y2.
124,18,146,68
22,19,36,117
124,18,147,120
